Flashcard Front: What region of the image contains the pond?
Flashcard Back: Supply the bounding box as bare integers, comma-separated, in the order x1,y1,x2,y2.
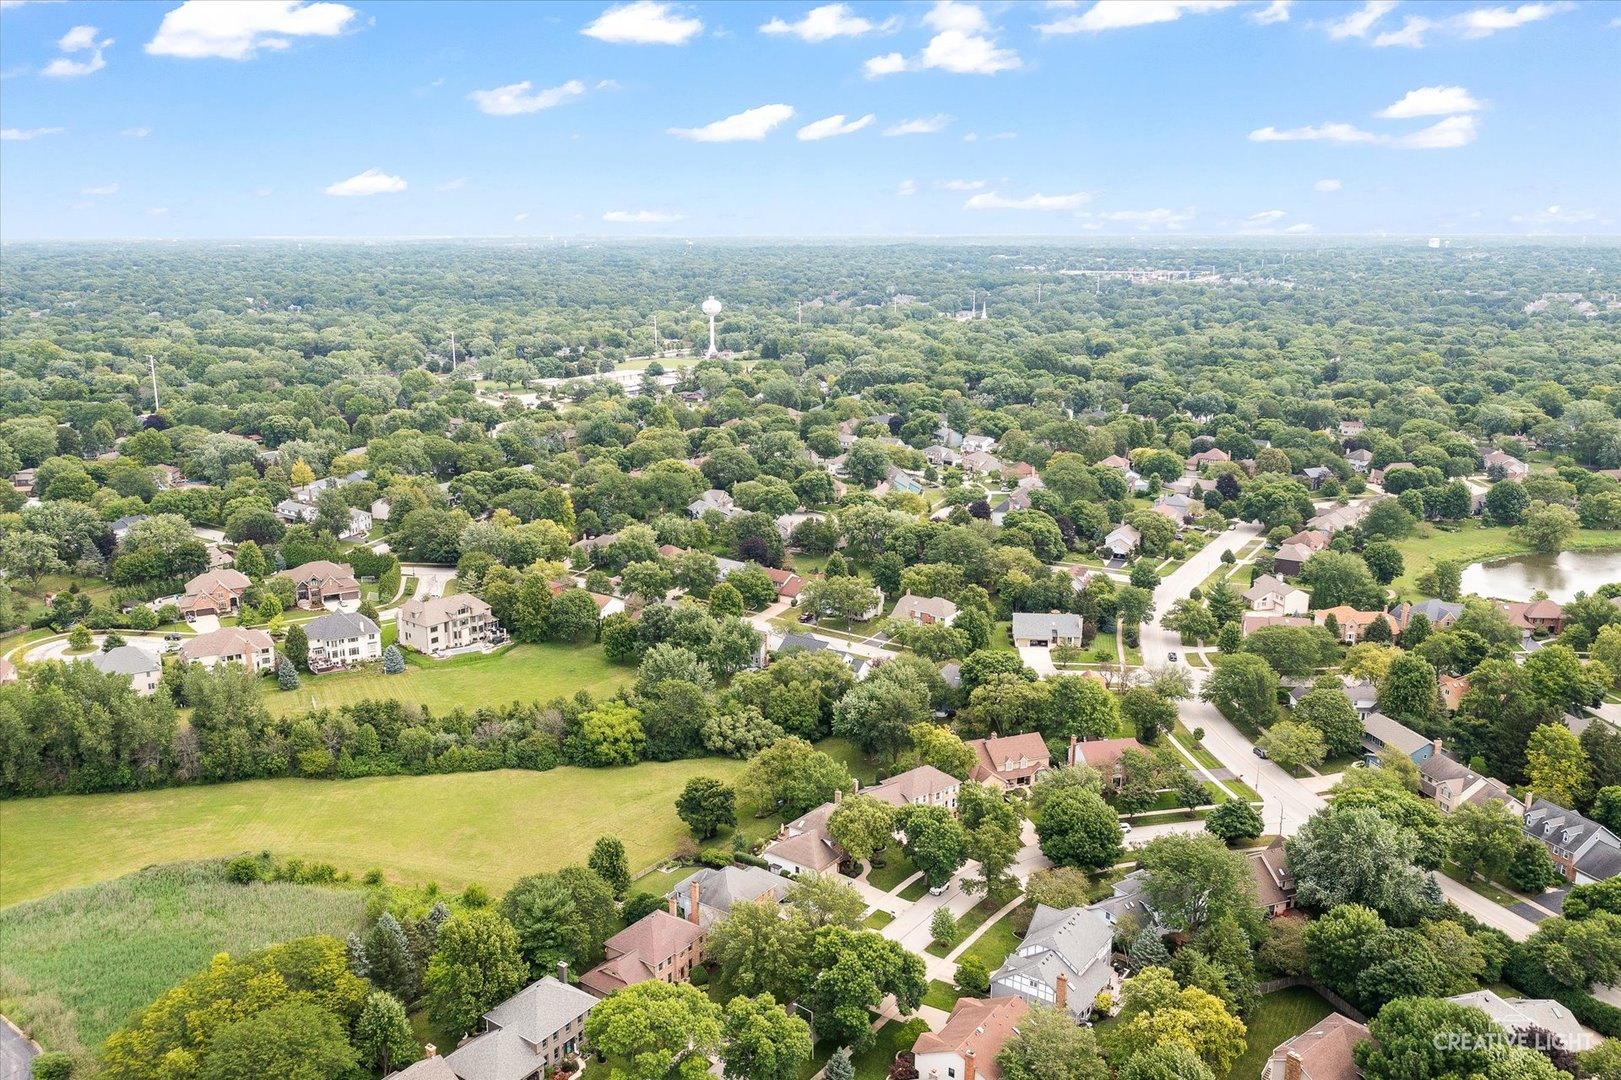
1459,549,1621,603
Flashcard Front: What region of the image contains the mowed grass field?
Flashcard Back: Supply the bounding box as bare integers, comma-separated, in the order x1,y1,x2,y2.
0,861,367,1063
1391,521,1621,597
0,760,748,907
263,642,633,716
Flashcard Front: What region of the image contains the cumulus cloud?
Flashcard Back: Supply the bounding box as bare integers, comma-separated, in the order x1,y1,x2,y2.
1286,222,1317,232
883,114,952,136
1249,121,1383,143
582,1,702,44
1088,207,1196,227
1039,0,1240,34
896,179,918,196
1251,0,1292,24
43,24,110,76
81,182,119,195
796,113,875,140
468,79,586,116
323,168,407,196
603,209,685,222
938,178,986,190
1251,114,1477,150
1391,113,1478,148
669,103,794,141
965,190,1091,210
0,126,64,140
865,0,1019,75
761,4,895,41
1247,209,1288,223
1334,0,1571,46
514,212,529,222
1315,178,1342,191
147,0,357,59
1379,86,1484,118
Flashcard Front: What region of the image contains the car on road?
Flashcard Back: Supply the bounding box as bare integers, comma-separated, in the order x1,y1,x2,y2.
1253,746,1269,759
1118,821,1132,834
798,612,815,623
1167,651,1178,662
928,881,950,896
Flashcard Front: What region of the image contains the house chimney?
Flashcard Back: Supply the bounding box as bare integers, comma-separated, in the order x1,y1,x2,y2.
1284,1049,1304,1080
963,1049,976,1080
668,895,679,916
1055,973,1069,1010
1432,737,1443,755
557,960,569,984
834,788,842,805
1525,791,1536,812
689,881,702,925
424,1044,438,1059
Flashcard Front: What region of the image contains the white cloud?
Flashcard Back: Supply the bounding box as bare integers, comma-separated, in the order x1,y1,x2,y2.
866,1,1018,76
1039,0,1240,34
863,52,909,76
1456,1,1572,37
147,1,357,60
581,1,702,44
965,190,1091,210
1286,222,1317,232
1326,0,1397,39
925,1,990,33
1315,178,1342,192
669,103,794,141
1089,207,1196,227
896,179,918,196
796,113,875,140
434,177,468,192
323,168,407,196
1371,16,1431,45
1247,209,1288,223
1251,0,1292,23
123,126,152,137
148,206,169,216
468,79,586,116
81,182,119,196
42,24,110,77
0,126,64,140
938,178,986,190
1392,113,1478,149
1249,121,1382,143
884,114,952,136
1510,204,1604,226
1378,86,1483,119
603,209,685,222
761,4,895,41
514,212,529,222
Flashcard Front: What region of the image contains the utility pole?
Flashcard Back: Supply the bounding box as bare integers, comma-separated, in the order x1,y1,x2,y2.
146,354,160,411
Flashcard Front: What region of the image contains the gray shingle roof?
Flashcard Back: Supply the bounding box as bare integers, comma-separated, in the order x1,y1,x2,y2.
304,611,379,643
1362,711,1430,756
989,902,1114,1012
88,645,161,676
1011,612,1084,640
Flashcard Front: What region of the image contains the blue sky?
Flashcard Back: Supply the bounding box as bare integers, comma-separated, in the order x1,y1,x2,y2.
1,0,1616,238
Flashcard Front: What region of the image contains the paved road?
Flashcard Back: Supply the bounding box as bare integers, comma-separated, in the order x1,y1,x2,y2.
0,1016,38,1080
21,631,169,665
1140,523,1540,941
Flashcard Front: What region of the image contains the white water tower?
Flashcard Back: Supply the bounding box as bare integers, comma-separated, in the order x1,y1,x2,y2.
702,295,723,356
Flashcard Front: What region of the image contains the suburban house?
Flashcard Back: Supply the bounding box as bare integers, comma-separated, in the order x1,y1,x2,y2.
773,633,875,680
1242,613,1313,636
109,514,148,540
1521,795,1621,884
1446,990,1587,1053
1243,575,1308,615
762,567,805,602
1482,449,1529,479
1338,419,1366,438
867,764,961,811
1308,500,1379,534
370,497,391,522
763,800,844,877
667,866,782,928
923,444,962,469
1362,711,1436,767
1420,753,1516,815
988,903,1116,1019
687,489,741,520
1010,612,1084,649
1271,543,1317,578
1066,736,1146,789
277,560,362,610
961,434,997,454
1101,524,1140,558
1087,870,1156,928
274,498,319,524
1370,463,1415,487
178,568,251,620
1501,599,1566,637
1387,598,1464,634
304,611,382,670
88,645,163,696
894,593,959,626
1249,838,1297,917
1346,448,1373,472
877,465,924,495
578,902,705,997
961,451,1006,478
387,972,597,1080
180,627,275,674
1186,447,1231,470
990,486,1035,524
397,594,503,656
342,506,373,538
967,732,1052,789
1099,455,1151,494
1438,673,1471,712
1261,1014,1371,1080
1314,606,1392,643
912,996,1029,1080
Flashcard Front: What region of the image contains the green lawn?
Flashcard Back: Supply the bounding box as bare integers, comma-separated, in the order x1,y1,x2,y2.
1392,521,1621,597
922,979,962,1011
0,860,366,1066
899,876,931,902
862,909,895,930
264,642,633,716
0,760,751,907
1440,861,1523,906
956,902,1024,973
853,1018,929,1080
865,852,921,893
1223,987,1335,1080
926,895,1004,957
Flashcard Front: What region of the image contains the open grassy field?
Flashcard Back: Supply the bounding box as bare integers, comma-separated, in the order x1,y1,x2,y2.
0,860,367,1064
1391,521,1621,597
264,642,633,716
0,760,751,907
1223,986,1335,1080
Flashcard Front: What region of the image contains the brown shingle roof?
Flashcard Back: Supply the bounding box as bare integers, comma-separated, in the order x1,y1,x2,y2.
912,997,1029,1080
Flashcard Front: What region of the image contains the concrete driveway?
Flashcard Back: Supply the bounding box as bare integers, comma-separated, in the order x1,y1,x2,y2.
1,1015,39,1080
21,633,169,665
1017,645,1057,677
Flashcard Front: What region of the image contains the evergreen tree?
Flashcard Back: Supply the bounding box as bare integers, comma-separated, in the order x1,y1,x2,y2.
383,645,405,674
277,656,301,691
282,623,309,670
